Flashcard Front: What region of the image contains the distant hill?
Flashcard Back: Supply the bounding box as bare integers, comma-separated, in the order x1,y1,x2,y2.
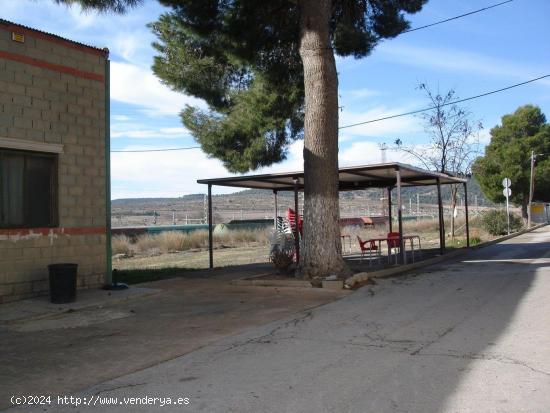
111,177,494,227
207,177,492,205
112,193,206,206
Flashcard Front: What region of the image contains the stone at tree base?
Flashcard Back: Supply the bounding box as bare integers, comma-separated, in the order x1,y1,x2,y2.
344,272,370,289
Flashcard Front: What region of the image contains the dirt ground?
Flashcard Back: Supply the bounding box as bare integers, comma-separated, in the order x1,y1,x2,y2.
0,266,348,410
113,245,269,271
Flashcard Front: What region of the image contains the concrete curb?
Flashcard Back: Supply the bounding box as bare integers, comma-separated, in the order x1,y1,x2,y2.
345,223,548,288
231,224,549,290
231,278,312,288
469,222,547,249
229,269,315,288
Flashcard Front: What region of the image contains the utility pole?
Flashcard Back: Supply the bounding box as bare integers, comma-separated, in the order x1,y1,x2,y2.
379,143,387,163
528,150,535,228
503,178,512,235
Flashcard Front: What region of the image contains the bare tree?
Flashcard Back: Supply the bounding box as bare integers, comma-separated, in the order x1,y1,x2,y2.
395,84,482,241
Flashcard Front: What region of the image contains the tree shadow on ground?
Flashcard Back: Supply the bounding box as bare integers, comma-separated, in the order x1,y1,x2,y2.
143,233,550,412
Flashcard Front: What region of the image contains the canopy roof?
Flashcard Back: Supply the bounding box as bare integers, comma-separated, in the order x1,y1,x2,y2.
197,162,466,191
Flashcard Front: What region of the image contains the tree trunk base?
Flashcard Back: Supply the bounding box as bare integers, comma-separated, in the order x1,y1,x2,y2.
296,257,352,280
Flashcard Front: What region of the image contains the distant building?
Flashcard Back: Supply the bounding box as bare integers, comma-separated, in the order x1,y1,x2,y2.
0,19,109,303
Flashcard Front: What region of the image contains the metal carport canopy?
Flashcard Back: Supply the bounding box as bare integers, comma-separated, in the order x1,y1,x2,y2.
196,162,466,191
197,162,470,268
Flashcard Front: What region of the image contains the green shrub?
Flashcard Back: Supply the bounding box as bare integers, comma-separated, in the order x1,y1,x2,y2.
481,209,523,236
470,236,482,246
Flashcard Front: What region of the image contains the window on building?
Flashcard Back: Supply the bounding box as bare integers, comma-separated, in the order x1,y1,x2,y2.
0,149,58,228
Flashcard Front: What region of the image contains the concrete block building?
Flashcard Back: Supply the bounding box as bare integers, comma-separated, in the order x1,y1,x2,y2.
0,20,109,303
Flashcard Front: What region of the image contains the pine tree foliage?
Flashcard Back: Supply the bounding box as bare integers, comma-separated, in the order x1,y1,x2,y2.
55,0,142,13
473,105,550,217
148,0,425,172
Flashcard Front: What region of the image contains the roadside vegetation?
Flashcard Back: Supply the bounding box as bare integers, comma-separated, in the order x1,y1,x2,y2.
112,229,270,257
481,210,523,235
112,212,520,274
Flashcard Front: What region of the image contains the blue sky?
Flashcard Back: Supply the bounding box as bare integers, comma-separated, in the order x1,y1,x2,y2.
2,0,549,198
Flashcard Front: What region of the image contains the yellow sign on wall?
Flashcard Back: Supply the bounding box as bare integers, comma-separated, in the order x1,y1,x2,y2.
531,204,544,214
11,32,25,43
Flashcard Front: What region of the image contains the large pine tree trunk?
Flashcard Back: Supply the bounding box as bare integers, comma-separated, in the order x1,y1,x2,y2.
297,0,350,279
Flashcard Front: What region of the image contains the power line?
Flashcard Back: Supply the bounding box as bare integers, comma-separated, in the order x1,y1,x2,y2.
109,1,517,152
339,74,550,130
402,0,514,34
111,75,549,151
111,146,201,153
110,2,516,121
112,75,550,151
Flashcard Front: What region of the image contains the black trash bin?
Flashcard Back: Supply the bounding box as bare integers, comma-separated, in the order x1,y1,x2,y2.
48,263,78,304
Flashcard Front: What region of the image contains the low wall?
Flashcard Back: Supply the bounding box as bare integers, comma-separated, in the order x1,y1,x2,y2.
112,224,209,239
0,228,106,303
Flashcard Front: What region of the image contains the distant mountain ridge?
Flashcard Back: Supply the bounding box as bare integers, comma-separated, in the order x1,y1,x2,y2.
112,193,206,205
112,178,492,207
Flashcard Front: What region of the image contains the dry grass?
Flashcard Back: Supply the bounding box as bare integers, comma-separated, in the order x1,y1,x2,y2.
113,217,497,271
113,229,269,257
111,235,133,256
113,245,269,271
134,235,161,254
215,229,269,246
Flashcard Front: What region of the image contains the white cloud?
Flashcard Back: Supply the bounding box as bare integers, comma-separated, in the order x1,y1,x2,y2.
110,61,206,116
257,140,304,174
111,126,189,139
338,135,356,143
161,127,187,135
478,128,492,145
378,44,550,87
111,147,229,198
111,138,448,199
67,5,98,28
339,141,414,166
112,115,132,122
341,88,380,100
111,33,143,61
111,140,305,198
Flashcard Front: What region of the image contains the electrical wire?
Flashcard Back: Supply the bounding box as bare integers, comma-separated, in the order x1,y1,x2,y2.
402,0,514,34
110,2,516,121
339,74,550,130
111,75,549,151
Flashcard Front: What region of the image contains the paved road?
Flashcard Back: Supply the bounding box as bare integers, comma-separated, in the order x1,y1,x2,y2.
12,227,550,412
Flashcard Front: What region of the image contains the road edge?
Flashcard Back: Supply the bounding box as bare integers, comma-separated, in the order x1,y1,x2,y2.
345,223,548,288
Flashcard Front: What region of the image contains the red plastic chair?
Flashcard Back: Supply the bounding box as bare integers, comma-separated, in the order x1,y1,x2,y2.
286,208,303,236
386,232,401,264
357,236,380,265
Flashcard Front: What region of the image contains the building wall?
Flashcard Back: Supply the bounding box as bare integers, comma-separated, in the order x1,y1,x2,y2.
0,22,108,303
